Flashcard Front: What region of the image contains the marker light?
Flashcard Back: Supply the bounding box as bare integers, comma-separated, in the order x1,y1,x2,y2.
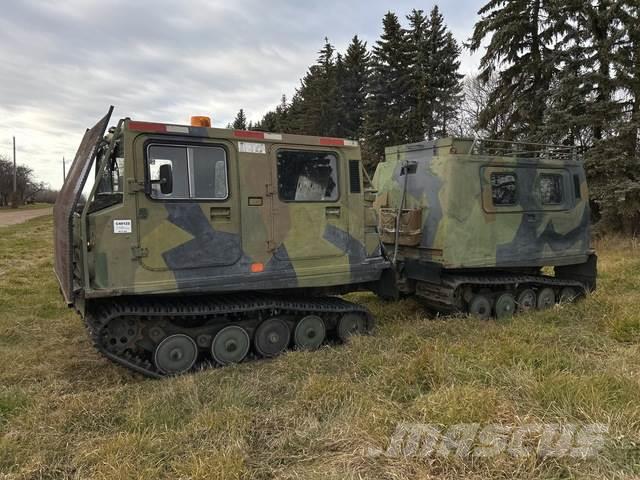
191,116,211,127
251,262,264,273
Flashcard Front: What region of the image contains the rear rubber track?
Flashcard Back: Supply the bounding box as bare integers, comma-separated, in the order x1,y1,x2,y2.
415,272,588,313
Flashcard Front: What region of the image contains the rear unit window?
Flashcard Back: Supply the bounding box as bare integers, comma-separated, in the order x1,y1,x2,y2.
491,172,517,206
147,144,228,200
277,149,339,202
539,174,563,204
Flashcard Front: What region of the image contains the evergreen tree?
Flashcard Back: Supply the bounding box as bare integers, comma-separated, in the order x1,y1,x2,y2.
469,0,558,140
404,9,430,142
404,7,463,142
232,108,247,130
544,0,624,145
424,6,463,139
334,52,347,137
292,38,340,136
585,2,640,233
364,12,413,167
254,95,294,132
336,35,370,139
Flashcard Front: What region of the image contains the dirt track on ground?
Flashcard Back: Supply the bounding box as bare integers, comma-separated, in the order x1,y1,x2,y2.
0,207,52,227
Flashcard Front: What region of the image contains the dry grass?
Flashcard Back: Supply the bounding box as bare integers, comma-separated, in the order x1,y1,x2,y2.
1,217,640,479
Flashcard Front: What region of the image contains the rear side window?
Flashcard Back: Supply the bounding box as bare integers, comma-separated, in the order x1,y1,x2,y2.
277,149,339,202
539,174,563,204
491,172,517,206
573,174,581,199
147,144,228,200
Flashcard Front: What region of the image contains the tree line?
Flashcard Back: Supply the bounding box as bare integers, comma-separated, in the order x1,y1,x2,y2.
230,2,640,233
0,154,51,207
232,6,462,168
468,0,640,232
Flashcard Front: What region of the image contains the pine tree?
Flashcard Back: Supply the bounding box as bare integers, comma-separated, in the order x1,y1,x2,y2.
336,35,370,139
232,108,247,130
584,2,640,233
424,6,463,139
405,9,429,142
364,12,413,167
293,38,340,136
254,95,294,132
544,0,624,145
469,0,558,140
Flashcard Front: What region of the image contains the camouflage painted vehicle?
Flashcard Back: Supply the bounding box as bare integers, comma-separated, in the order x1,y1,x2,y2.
54,107,389,377
372,138,597,318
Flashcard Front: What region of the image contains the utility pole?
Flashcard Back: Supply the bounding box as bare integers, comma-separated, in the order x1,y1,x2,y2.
11,136,17,208
63,156,66,183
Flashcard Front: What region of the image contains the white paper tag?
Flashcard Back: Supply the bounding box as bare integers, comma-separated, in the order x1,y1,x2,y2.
239,141,266,154
113,219,132,234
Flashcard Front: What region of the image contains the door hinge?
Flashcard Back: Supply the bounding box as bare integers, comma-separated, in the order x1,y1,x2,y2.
265,183,275,196
128,178,145,194
131,246,148,259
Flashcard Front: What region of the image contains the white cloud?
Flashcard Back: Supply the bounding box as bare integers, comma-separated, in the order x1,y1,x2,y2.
0,0,483,189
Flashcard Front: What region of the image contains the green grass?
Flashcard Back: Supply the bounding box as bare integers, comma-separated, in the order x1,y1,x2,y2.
1,217,640,479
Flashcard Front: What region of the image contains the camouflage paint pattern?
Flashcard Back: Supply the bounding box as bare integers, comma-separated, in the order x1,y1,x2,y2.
372,138,592,269
62,116,387,304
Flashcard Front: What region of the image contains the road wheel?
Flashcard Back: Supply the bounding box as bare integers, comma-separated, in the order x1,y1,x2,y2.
254,318,290,358
294,315,326,350
154,334,198,375
468,294,492,320
337,313,366,342
559,287,578,304
516,289,537,312
495,293,516,319
537,287,556,310
211,325,250,365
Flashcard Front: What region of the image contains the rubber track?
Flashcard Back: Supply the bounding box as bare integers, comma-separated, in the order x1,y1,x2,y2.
417,272,588,311
85,293,373,378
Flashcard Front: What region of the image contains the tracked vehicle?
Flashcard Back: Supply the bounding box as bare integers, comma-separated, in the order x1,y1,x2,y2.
54,109,597,378
373,138,597,318
54,108,389,377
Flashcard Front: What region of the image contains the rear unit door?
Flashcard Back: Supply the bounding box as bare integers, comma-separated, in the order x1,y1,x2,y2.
270,145,349,261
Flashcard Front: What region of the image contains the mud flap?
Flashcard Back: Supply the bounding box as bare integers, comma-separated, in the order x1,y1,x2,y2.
555,253,598,291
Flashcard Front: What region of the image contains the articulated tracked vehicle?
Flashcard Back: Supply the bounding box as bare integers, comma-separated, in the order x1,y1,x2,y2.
54,107,389,377
54,109,597,377
373,138,597,318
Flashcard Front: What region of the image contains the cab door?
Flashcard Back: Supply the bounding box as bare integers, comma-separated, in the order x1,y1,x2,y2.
269,146,349,262
134,137,242,273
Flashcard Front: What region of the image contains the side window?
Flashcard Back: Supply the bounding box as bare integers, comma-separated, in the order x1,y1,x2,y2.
147,144,227,200
277,150,339,202
97,156,125,194
491,172,517,206
539,174,563,204
191,147,228,199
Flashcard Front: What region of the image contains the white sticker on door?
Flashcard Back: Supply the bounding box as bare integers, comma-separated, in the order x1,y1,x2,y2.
113,219,132,234
238,141,266,154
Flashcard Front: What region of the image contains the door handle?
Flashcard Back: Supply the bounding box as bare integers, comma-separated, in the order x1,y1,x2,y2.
325,206,341,218
210,207,231,220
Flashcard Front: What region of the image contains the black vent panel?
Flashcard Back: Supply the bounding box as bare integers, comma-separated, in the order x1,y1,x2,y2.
349,160,361,193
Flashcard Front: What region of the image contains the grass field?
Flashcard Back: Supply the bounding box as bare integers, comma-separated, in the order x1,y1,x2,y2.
1,215,639,479
0,203,51,211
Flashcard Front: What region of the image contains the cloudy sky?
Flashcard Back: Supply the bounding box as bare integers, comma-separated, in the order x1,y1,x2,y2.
0,0,484,189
